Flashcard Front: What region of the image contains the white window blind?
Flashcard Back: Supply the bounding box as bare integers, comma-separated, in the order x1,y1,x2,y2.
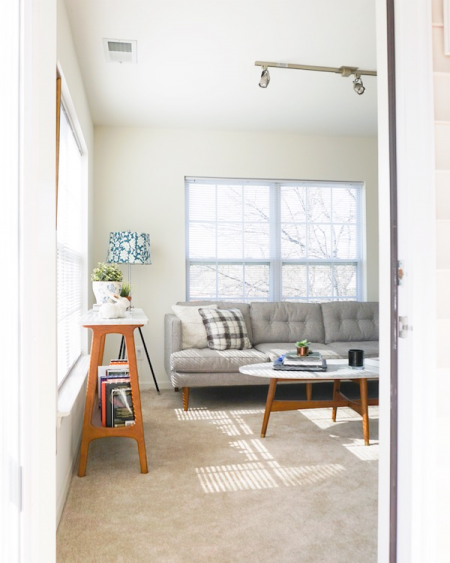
186,178,363,302
57,103,83,387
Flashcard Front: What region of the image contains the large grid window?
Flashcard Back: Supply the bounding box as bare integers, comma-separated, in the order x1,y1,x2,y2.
57,103,84,387
186,178,364,302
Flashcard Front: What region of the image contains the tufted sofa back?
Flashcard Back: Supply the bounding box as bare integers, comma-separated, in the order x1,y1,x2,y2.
176,300,379,346
249,302,325,345
321,302,379,343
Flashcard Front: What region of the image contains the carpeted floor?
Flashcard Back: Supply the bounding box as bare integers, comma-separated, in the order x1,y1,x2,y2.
57,383,378,563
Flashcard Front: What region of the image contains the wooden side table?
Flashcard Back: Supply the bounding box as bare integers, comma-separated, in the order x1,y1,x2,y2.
78,308,149,477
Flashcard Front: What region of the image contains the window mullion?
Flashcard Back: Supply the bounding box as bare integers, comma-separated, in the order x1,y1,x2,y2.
242,186,246,300
270,183,281,301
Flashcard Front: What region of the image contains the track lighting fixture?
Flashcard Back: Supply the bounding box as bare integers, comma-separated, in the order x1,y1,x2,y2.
255,61,376,95
353,76,365,95
259,66,270,88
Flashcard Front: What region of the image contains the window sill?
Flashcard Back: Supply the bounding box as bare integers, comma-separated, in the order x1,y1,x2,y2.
57,355,90,427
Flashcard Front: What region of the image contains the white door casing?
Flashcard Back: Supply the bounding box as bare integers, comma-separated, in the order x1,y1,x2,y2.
377,0,438,561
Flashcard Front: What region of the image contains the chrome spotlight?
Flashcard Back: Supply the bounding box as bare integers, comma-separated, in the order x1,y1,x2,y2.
259,66,270,88
353,76,365,95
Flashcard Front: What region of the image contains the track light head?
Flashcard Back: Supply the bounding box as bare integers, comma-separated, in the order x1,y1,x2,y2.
353,76,365,95
259,66,270,88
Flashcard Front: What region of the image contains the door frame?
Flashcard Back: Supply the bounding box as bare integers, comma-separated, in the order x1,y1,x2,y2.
377,0,437,561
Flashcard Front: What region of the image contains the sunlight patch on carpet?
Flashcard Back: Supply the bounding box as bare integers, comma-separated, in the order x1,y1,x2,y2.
299,406,379,430
230,438,273,461
343,439,379,460
175,407,264,436
299,406,379,460
195,461,345,493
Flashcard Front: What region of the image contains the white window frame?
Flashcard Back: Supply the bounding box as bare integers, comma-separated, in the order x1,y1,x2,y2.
56,76,89,389
185,177,365,303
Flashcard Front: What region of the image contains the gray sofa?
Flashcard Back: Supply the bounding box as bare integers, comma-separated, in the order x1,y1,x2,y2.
164,301,379,410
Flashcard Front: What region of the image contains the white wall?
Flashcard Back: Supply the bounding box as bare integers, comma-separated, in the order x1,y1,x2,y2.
94,127,379,389
56,0,94,526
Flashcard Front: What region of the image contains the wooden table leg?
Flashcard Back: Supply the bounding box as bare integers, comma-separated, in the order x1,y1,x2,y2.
78,328,104,477
359,378,370,445
261,378,278,438
125,330,148,474
99,334,106,365
332,379,341,422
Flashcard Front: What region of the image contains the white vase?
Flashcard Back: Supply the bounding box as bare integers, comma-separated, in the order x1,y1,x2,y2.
92,281,122,305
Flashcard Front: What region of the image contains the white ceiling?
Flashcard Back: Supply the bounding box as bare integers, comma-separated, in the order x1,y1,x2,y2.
64,0,377,136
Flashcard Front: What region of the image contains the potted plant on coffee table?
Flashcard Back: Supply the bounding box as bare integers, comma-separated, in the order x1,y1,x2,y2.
295,339,311,356
91,262,123,305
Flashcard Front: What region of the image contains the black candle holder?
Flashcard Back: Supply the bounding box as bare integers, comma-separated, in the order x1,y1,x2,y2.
348,348,364,369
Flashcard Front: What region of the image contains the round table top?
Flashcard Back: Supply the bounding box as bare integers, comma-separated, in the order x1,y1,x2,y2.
239,358,379,380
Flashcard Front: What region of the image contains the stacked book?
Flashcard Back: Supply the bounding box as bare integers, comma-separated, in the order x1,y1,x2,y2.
273,351,327,371
97,360,135,428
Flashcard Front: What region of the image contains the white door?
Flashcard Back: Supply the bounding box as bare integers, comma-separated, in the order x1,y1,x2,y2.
0,0,22,559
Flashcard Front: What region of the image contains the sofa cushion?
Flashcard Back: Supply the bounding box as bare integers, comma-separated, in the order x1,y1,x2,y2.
177,301,253,343
250,302,325,345
172,304,217,349
326,341,379,359
254,342,340,361
199,308,252,350
321,302,379,343
170,348,268,373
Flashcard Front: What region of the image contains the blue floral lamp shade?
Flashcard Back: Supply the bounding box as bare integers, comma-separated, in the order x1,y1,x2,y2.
107,231,152,265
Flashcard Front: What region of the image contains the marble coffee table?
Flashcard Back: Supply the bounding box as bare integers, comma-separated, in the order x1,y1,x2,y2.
239,358,379,445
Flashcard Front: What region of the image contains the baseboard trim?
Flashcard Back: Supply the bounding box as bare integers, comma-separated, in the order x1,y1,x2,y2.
57,433,82,529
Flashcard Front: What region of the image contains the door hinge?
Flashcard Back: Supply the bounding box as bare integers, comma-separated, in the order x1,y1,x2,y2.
399,316,409,338
398,260,404,285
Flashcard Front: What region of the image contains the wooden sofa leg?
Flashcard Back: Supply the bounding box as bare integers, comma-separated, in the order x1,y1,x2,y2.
182,387,190,411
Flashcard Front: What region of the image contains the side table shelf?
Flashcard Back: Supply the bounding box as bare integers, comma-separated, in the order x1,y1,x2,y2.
78,309,149,477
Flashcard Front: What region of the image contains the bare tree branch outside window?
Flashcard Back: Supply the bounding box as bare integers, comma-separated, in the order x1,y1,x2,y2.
187,180,362,302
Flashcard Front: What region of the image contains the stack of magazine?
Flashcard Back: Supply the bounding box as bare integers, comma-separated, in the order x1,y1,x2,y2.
273,351,327,371
97,360,135,427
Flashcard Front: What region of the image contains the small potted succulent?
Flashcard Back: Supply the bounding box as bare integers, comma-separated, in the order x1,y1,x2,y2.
295,339,311,356
120,282,132,309
91,262,123,305
120,282,132,300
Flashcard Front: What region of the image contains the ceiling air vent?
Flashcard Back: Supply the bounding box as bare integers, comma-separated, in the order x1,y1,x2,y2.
103,39,137,63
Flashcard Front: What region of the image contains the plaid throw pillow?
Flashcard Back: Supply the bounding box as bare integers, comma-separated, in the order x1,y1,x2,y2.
198,308,252,351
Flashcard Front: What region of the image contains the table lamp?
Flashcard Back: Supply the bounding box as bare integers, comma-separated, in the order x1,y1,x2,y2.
106,230,151,298
106,230,159,393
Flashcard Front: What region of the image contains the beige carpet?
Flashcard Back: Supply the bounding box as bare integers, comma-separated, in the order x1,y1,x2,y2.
57,383,378,563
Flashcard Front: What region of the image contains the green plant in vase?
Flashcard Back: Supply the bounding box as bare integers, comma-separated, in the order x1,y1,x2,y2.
120,282,132,300
91,262,123,304
295,339,311,356
91,262,123,282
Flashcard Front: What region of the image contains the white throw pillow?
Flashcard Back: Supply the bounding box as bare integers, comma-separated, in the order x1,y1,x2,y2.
172,304,218,349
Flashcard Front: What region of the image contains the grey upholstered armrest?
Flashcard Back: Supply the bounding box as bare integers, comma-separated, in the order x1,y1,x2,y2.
164,314,182,378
